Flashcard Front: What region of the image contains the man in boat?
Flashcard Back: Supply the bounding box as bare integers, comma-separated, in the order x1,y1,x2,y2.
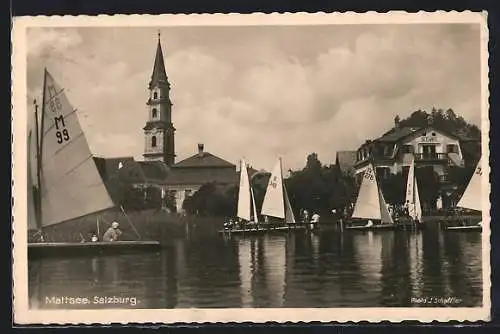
310,212,320,229
365,219,374,227
103,221,122,242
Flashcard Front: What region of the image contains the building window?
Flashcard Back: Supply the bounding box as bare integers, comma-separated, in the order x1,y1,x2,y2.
152,108,158,118
402,145,413,154
153,92,158,99
422,132,427,136
432,132,436,136
151,136,157,148
447,144,458,154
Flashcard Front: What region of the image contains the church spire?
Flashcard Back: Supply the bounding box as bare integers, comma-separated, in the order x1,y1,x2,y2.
149,32,169,89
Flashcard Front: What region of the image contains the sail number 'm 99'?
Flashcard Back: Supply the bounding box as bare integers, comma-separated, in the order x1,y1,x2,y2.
48,85,71,144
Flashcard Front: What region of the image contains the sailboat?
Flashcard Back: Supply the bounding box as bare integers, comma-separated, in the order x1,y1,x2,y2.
346,163,396,231
260,158,305,232
403,156,424,229
219,158,263,235
27,68,160,258
445,158,483,231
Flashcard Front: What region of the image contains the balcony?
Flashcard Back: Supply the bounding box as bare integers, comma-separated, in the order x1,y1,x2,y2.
414,153,448,162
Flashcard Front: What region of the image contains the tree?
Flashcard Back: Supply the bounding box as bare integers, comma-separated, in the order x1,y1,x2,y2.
182,182,236,217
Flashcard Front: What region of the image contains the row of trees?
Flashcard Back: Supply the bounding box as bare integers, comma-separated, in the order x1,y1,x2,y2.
179,108,481,218
108,151,476,218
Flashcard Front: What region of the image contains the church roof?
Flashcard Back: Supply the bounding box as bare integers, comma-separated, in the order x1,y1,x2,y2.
149,34,169,89
173,144,235,168
93,156,170,185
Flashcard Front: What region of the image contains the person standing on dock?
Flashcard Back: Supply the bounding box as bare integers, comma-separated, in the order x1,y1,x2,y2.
103,221,122,242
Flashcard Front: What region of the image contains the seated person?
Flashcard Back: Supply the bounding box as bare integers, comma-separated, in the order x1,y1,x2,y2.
102,221,122,242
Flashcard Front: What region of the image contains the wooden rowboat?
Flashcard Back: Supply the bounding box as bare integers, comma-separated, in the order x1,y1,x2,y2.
28,240,161,259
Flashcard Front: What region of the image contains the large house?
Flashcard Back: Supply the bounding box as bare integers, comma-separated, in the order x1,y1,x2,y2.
351,117,480,209
353,117,479,181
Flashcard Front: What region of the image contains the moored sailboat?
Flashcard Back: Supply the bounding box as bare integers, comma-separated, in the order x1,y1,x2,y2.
346,163,396,231
260,158,305,232
401,156,424,229
444,158,483,232
219,158,265,235
28,69,160,258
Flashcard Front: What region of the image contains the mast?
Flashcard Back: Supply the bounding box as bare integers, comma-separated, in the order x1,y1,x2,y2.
279,157,286,223
34,69,48,231
33,100,42,231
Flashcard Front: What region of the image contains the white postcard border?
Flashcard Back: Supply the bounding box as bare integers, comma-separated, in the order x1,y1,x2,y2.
12,11,491,324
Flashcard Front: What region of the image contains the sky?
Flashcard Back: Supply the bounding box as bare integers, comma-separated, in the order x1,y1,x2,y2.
26,23,481,172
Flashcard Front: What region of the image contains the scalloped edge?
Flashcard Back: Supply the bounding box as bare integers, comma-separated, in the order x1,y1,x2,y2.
11,10,491,325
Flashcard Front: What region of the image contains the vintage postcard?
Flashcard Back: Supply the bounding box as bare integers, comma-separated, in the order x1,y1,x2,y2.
12,11,491,324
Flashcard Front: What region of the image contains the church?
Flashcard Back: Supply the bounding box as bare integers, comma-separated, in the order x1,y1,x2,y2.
94,33,261,213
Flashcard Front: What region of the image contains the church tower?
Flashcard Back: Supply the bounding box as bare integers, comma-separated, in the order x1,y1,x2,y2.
143,32,176,165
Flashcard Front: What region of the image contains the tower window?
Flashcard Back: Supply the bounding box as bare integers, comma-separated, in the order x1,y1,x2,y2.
151,136,157,148
153,92,158,99
152,108,158,118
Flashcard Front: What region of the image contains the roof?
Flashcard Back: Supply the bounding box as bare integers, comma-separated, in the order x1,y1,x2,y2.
335,151,357,175
149,34,169,89
137,161,170,182
173,151,236,169
376,126,420,142
165,167,238,185
93,156,136,181
93,157,170,185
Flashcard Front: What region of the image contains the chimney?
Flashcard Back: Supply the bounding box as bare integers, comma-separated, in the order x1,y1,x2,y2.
394,115,401,129
197,143,204,156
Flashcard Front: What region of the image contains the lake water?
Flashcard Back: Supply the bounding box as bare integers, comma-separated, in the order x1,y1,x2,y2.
28,222,483,309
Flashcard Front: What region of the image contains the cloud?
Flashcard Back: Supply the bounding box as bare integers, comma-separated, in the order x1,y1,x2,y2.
26,24,482,171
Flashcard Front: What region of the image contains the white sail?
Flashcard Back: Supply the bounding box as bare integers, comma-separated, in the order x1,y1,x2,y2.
39,69,115,227
457,158,483,211
250,185,258,223
261,159,285,219
284,185,296,224
352,164,382,220
405,157,416,218
237,159,252,221
414,178,422,221
405,157,422,221
378,187,394,225
27,129,38,230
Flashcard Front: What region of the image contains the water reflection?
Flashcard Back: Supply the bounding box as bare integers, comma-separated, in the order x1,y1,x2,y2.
29,225,483,309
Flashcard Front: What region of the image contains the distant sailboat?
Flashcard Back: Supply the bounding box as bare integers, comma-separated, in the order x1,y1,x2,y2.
237,158,259,223
347,163,395,230
261,158,297,227
220,157,303,235
405,156,423,223
446,158,483,231
457,158,483,212
28,68,160,257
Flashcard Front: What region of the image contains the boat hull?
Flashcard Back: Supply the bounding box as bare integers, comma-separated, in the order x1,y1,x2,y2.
345,224,396,231
28,240,161,259
218,225,307,235
444,225,482,232
345,221,424,231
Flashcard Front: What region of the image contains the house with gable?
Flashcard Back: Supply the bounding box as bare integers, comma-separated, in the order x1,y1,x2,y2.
352,116,480,209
